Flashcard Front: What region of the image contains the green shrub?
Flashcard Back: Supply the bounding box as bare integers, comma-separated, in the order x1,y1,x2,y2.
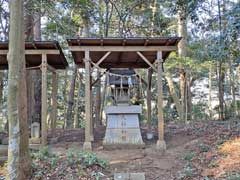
183,152,195,161
66,150,108,168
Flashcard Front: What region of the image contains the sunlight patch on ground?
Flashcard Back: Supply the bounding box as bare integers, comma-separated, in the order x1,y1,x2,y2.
205,137,240,178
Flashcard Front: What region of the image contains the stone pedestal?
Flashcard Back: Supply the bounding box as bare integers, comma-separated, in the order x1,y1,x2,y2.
103,105,144,148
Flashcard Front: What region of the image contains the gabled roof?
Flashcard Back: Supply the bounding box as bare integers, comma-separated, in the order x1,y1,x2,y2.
67,37,181,69
0,41,68,70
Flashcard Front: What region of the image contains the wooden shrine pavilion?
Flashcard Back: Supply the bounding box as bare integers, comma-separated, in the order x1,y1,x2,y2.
67,37,181,150
0,41,68,145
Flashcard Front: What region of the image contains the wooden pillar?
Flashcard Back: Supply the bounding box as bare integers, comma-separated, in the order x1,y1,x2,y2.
51,72,58,131
83,51,92,150
41,54,48,145
156,51,166,150
147,68,153,129
90,74,94,141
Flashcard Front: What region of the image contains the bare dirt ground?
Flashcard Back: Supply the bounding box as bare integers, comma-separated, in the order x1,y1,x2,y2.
46,120,240,180
1,120,239,180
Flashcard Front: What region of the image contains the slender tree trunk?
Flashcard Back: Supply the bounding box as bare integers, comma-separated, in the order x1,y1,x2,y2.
208,65,213,119
177,10,187,121
229,59,236,117
186,71,192,120
73,78,81,128
150,0,157,36
218,62,225,120
7,1,31,179
63,71,68,128
24,2,34,126
32,7,42,124
66,66,78,128
165,71,184,120
237,66,240,116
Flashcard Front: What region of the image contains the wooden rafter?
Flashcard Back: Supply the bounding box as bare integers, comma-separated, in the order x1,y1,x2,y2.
136,52,157,72
96,51,111,66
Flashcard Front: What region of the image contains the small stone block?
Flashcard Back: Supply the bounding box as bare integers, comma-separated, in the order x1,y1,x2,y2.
130,173,145,180
114,173,130,180
114,173,145,180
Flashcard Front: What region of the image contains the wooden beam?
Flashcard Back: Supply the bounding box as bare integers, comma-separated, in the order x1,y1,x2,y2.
0,49,60,55
156,51,166,150
91,72,105,86
83,51,92,151
136,52,157,72
51,72,58,131
96,51,111,66
47,64,56,73
147,68,153,129
41,54,48,146
69,46,177,52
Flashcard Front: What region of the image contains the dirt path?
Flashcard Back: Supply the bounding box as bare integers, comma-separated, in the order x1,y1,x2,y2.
96,132,194,179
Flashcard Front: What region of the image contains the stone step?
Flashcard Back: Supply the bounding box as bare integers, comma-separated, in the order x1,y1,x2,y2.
114,173,145,180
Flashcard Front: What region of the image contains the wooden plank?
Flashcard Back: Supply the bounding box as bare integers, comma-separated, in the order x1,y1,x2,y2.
96,51,111,66
0,49,60,55
69,46,177,52
147,68,153,128
136,52,157,72
51,72,58,131
157,51,164,141
41,54,48,145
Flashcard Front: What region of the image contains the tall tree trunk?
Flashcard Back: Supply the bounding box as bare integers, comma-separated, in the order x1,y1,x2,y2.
165,71,184,120
229,59,236,117
66,66,77,128
186,72,192,120
24,6,35,128
218,62,225,120
217,0,225,120
237,66,240,116
208,65,213,119
63,71,68,128
32,7,42,124
95,70,101,126
177,9,187,121
7,0,31,179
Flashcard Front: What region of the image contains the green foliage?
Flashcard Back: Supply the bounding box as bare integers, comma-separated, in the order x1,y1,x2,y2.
198,143,210,153
178,163,195,179
66,150,108,168
183,151,195,161
31,146,59,171
191,103,209,121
